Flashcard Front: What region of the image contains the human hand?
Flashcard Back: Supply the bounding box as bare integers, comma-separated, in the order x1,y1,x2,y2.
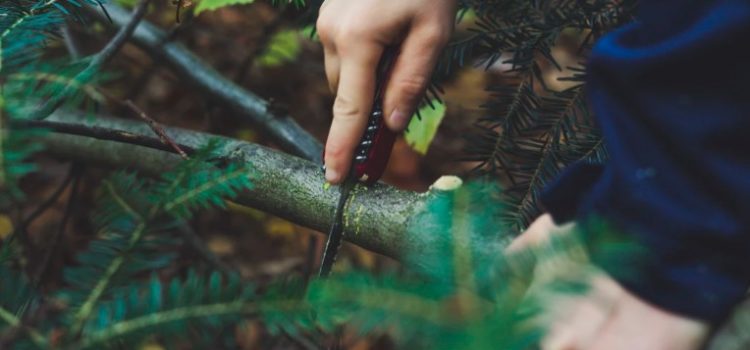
316,0,458,183
508,214,710,350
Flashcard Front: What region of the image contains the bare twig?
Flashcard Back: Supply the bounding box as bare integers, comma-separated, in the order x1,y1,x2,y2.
10,164,76,247
86,2,323,163
12,119,199,156
61,22,81,60
29,0,151,121
33,164,83,286
123,99,190,159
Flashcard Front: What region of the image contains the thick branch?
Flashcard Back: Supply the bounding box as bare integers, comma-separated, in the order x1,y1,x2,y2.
86,3,323,163
37,111,438,263
28,113,750,348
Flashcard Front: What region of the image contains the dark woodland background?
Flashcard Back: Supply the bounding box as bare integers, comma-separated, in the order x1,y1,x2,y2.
2,0,750,349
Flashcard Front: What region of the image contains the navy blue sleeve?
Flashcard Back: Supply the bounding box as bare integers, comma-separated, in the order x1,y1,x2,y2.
542,0,750,323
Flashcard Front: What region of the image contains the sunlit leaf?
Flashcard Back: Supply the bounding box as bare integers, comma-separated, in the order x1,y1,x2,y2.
404,101,447,155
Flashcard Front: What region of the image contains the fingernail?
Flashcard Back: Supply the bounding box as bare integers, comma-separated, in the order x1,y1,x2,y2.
325,167,340,183
389,109,409,131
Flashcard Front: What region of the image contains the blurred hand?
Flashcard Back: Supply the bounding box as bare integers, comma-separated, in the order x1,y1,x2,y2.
508,214,710,350
316,0,458,183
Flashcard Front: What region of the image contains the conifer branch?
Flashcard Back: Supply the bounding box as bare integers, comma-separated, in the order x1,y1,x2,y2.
0,306,47,348
69,301,260,350
29,0,151,121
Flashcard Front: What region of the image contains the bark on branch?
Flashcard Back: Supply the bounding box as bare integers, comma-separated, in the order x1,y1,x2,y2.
38,111,446,263
28,112,750,349
86,2,323,163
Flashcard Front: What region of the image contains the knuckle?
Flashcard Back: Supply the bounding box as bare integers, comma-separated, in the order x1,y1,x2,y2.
423,27,451,46
316,17,336,45
395,75,429,100
332,96,363,120
333,23,372,49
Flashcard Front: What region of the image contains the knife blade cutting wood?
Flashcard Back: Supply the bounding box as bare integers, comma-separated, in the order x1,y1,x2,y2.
318,49,399,277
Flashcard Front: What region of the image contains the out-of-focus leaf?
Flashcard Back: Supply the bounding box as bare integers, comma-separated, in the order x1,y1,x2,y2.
0,215,13,241
404,101,447,155
194,0,254,15
113,0,140,8
299,24,318,41
257,30,301,67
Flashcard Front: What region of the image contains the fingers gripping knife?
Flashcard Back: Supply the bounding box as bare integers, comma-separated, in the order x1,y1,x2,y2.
318,50,398,277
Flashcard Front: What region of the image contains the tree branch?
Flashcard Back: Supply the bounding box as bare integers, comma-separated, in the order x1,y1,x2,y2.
34,111,443,264
24,113,750,349
85,2,323,163
30,0,151,121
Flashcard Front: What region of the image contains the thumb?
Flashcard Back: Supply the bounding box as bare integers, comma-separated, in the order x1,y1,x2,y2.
383,26,449,132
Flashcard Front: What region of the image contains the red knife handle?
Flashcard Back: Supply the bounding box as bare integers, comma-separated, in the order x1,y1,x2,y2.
322,49,398,185
351,100,397,185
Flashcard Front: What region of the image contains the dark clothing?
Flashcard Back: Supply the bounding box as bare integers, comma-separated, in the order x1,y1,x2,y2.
542,0,750,323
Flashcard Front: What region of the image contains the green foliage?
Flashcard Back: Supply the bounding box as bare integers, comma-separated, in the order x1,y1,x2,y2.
194,0,255,15
0,0,107,72
0,141,317,349
0,127,45,202
257,29,302,68
446,0,635,232
3,60,108,120
72,272,309,349
60,140,254,334
404,101,447,155
306,181,533,350
305,181,642,350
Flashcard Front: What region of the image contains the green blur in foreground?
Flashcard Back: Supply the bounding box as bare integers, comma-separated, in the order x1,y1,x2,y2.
306,180,645,349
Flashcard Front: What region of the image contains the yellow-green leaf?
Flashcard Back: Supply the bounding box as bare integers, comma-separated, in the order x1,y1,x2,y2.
0,215,13,241
257,29,301,67
194,0,255,15
404,101,447,155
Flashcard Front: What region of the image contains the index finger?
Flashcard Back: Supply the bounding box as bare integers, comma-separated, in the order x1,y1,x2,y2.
324,43,383,183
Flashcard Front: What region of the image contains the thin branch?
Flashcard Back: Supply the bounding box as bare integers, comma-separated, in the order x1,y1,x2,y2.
85,2,323,163
33,164,82,286
11,119,199,156
10,164,76,246
68,302,260,350
29,0,151,121
61,22,82,60
123,99,190,159
0,305,47,348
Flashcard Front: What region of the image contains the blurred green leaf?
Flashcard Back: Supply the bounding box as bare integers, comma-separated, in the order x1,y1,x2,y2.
257,29,301,67
404,101,447,155
194,0,255,15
